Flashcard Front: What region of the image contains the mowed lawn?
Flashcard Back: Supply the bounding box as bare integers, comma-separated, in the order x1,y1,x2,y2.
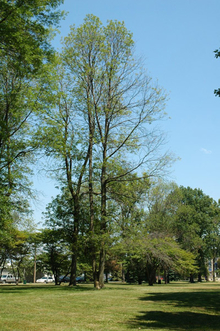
0,282,220,331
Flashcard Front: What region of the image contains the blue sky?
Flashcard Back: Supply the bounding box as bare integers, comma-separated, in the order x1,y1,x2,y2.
33,0,220,222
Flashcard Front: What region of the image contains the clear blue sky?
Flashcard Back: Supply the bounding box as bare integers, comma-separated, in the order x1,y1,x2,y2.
33,0,220,222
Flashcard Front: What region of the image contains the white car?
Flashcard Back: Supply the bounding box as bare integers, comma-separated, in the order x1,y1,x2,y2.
0,274,19,283
36,276,54,283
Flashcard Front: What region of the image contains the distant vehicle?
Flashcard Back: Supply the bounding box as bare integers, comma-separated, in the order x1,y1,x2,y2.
58,275,70,283
76,274,85,283
58,274,84,283
36,276,54,283
0,274,20,284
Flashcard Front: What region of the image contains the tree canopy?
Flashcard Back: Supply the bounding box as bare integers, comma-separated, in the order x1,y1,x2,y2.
0,0,65,74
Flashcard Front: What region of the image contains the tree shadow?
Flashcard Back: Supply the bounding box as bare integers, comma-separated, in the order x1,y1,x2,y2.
0,282,131,294
0,284,96,293
129,291,220,330
140,291,220,312
129,311,220,330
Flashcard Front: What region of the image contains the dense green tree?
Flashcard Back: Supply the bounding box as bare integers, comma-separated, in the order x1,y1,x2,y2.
117,225,196,286
0,0,65,74
204,215,220,281
0,0,65,254
109,179,196,286
168,186,220,282
42,189,91,286
40,228,70,285
0,57,55,248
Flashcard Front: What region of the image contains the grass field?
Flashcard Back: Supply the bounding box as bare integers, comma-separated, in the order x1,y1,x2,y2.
0,281,220,331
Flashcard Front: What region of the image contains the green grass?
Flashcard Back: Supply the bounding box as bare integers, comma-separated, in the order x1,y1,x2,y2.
0,281,220,330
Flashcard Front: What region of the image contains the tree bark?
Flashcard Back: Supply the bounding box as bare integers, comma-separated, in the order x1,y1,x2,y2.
146,264,156,286
98,145,107,288
69,198,79,286
213,258,216,282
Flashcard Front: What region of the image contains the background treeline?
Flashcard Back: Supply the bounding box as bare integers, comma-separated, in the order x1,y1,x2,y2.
1,2,220,287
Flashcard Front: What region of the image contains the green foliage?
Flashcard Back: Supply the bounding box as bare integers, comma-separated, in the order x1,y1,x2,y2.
152,185,220,280
0,0,65,74
0,0,65,248
39,228,70,283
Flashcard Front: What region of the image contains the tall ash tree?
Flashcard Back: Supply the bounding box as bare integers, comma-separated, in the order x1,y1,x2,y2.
61,14,172,288
41,15,171,288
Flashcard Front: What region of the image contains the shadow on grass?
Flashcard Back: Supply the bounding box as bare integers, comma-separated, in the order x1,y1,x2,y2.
140,291,220,312
0,282,131,294
129,311,220,330
0,281,133,294
0,284,96,293
129,291,220,330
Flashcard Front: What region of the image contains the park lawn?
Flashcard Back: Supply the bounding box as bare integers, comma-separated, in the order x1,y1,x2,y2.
0,282,220,331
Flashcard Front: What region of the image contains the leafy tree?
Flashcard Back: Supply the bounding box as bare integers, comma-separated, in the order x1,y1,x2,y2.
118,226,196,286
145,180,179,234
42,189,90,285
40,228,70,285
169,186,220,282
0,56,50,247
0,0,65,74
205,215,220,281
62,14,172,288
0,0,64,252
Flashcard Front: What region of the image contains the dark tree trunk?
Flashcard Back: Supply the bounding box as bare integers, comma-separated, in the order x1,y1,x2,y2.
99,246,106,288
190,274,194,283
198,272,202,282
146,264,156,286
213,258,216,282
98,142,107,289
69,198,79,286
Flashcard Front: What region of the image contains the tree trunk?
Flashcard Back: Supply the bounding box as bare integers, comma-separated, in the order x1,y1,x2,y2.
98,139,107,288
69,198,79,286
189,274,194,283
99,246,105,288
146,264,156,286
69,251,77,286
198,272,202,282
33,245,37,283
164,270,168,284
213,258,216,282
88,116,99,289
121,263,125,282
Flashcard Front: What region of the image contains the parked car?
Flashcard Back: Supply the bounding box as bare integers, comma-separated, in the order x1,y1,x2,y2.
58,275,70,283
76,274,85,283
58,274,84,283
36,276,54,283
0,274,20,284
